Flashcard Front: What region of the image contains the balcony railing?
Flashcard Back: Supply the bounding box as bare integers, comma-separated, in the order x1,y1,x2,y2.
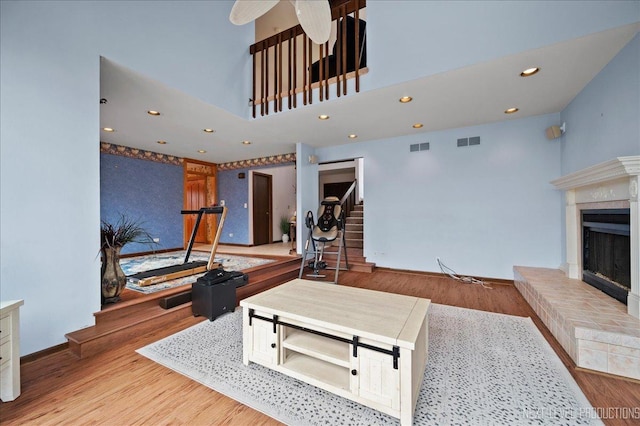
249,0,367,117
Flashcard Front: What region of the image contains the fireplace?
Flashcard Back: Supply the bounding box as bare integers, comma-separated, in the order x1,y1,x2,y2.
582,208,631,304
551,156,639,319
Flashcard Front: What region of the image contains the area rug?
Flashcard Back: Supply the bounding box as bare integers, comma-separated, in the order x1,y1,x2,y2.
136,304,602,425
122,251,275,294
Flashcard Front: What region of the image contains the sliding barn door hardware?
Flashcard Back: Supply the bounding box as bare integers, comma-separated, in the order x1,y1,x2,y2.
247,309,400,369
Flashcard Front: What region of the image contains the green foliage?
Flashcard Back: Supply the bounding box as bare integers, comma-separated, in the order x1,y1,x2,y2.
100,214,157,249
279,215,291,235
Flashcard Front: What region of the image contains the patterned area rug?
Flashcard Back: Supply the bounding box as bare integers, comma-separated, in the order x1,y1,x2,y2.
122,251,275,294
137,304,602,425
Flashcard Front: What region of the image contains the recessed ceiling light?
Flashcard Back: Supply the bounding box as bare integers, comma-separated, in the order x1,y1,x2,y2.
412,123,424,129
520,67,540,77
318,114,330,120
157,140,167,145
197,149,207,153
242,140,252,145
348,134,358,139
102,127,115,132
504,107,519,114
203,128,215,133
399,96,413,103
147,110,161,116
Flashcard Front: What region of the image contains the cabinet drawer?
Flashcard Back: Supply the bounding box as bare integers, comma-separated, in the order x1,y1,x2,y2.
0,314,11,338
0,339,11,368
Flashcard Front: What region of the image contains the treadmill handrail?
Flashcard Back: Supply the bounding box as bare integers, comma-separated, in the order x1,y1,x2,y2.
181,205,227,266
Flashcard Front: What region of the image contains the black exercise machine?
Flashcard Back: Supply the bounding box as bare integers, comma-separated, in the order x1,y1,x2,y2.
127,206,227,286
298,196,349,284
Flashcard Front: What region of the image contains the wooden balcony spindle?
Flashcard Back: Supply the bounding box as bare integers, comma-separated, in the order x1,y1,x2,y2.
277,33,283,112
355,0,360,92
252,46,257,118
319,43,324,102
265,43,269,115
288,35,292,110
324,40,330,100
293,33,297,108
308,37,313,104
341,4,347,96
260,46,265,116
303,33,307,105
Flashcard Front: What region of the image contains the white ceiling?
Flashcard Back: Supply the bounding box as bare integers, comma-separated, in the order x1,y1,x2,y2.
99,22,638,164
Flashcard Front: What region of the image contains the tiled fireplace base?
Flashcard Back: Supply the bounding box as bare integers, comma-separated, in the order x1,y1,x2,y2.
514,266,640,380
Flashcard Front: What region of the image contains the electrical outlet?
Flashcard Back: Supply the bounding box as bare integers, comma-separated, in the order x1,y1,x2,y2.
229,233,234,238
153,238,160,243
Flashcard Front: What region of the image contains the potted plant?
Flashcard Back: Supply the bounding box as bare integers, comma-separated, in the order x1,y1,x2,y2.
279,215,291,243
100,214,156,304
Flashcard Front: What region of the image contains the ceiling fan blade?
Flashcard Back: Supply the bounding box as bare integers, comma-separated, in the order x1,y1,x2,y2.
229,0,280,25
295,0,331,44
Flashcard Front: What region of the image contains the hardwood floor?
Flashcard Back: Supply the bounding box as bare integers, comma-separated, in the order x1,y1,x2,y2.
2,269,639,425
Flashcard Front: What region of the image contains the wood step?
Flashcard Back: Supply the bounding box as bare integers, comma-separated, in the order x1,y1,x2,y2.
345,223,363,232
65,256,301,358
345,230,363,239
349,210,363,217
353,204,364,211
346,238,363,248
346,217,363,224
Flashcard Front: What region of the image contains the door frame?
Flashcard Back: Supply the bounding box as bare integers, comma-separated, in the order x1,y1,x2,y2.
251,171,273,245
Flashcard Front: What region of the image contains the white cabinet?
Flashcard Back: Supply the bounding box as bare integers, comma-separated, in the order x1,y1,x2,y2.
242,309,279,367
1,299,24,402
353,345,400,411
241,279,430,425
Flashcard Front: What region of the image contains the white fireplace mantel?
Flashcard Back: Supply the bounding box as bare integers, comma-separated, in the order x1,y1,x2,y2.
551,156,640,319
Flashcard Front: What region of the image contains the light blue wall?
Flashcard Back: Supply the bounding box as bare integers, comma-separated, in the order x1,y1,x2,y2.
1,0,637,355
217,168,251,244
0,0,249,355
100,154,183,254
560,33,640,174
296,144,319,247
315,114,563,279
367,1,640,90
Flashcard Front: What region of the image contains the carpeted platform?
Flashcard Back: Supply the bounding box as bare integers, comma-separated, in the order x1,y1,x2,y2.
137,303,602,425
121,251,275,294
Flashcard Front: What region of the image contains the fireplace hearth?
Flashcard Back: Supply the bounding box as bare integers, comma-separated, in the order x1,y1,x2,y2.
582,208,631,304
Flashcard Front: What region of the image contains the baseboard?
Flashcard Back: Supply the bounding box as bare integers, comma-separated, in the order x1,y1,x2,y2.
120,247,183,259
20,342,69,365
376,267,514,286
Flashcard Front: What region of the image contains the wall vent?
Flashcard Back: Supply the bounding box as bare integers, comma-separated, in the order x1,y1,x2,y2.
457,138,468,147
410,142,430,152
469,136,481,146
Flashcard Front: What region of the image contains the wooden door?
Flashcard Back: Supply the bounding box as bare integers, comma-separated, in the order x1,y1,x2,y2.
185,177,207,243
253,172,272,245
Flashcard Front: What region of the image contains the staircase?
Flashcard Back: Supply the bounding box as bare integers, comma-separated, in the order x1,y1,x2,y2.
65,256,301,358
324,202,375,273
344,203,364,248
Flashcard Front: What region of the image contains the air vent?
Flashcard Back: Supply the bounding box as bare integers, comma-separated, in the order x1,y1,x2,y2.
410,142,430,153
457,136,480,147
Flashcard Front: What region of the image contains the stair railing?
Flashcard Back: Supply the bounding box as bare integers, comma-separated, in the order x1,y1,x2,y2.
339,179,358,219
249,0,366,117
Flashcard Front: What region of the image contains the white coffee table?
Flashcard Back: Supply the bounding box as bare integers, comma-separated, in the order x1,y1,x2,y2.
241,279,430,425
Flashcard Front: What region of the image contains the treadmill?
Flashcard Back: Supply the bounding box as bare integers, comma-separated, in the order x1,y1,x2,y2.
127,206,227,286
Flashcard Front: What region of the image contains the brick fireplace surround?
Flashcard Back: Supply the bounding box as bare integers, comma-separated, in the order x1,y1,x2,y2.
515,156,640,381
